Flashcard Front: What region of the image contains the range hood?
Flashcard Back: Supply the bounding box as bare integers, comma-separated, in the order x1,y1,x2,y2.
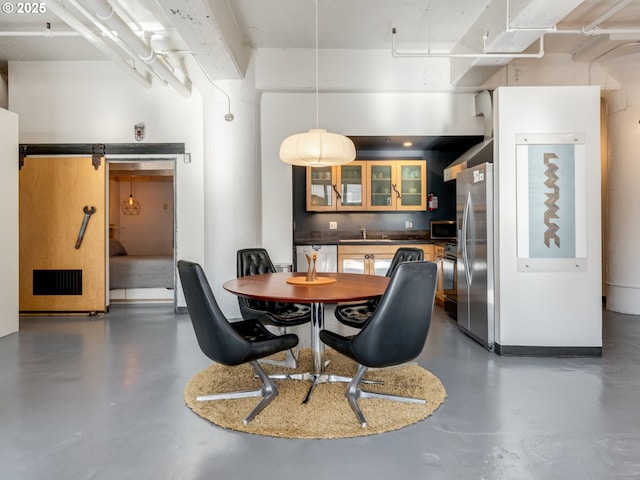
444,90,493,182
443,138,493,182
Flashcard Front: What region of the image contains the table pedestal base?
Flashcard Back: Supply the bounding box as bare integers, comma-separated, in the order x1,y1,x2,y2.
267,302,384,402
269,372,383,403
268,372,383,403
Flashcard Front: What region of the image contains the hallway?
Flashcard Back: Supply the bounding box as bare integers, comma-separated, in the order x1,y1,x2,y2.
1,304,638,479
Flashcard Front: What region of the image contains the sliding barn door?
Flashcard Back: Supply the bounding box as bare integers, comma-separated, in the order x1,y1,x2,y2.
19,157,106,313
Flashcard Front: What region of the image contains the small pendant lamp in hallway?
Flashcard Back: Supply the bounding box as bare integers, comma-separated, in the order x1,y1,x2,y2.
121,177,141,215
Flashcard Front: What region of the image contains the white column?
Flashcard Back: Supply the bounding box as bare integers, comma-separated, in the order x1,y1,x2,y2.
606,102,640,314
602,53,640,314
202,66,260,317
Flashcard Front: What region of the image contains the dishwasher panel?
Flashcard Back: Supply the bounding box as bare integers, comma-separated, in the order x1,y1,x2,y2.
295,245,338,273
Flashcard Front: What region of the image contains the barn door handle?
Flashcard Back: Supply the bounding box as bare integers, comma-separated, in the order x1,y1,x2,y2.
75,206,96,249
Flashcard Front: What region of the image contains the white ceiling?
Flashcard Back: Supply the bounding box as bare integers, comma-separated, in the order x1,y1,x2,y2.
2,0,640,87
230,0,494,50
0,0,495,59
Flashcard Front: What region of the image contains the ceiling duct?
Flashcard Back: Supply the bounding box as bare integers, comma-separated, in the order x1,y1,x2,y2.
46,1,152,89
444,91,493,182
75,0,191,98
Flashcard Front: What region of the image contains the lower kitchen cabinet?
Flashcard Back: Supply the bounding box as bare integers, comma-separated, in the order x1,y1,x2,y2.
423,244,435,261
433,244,445,305
338,244,432,275
338,243,445,306
420,245,445,305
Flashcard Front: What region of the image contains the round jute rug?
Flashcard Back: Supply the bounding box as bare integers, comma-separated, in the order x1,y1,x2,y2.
184,348,446,439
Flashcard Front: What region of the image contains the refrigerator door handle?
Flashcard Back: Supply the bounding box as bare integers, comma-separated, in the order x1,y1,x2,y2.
462,191,473,286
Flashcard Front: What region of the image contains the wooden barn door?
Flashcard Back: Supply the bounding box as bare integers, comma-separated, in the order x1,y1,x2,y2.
19,157,106,313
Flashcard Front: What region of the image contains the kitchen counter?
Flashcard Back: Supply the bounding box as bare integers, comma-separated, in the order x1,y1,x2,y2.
343,238,434,245
295,239,434,245
294,230,436,246
295,238,453,247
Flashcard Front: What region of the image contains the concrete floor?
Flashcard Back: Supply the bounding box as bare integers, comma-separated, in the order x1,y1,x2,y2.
1,303,639,480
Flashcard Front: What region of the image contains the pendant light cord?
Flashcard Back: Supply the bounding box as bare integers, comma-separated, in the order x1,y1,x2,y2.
315,0,319,129
278,0,355,166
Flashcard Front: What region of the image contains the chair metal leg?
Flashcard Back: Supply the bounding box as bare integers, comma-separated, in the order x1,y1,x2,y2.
345,364,426,428
345,364,370,427
196,360,278,425
243,361,278,424
258,327,299,369
259,346,298,369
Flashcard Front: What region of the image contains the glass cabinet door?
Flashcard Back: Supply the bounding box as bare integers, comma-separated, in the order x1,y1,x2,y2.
367,163,394,210
307,160,426,211
307,166,336,211
399,163,424,208
338,162,365,210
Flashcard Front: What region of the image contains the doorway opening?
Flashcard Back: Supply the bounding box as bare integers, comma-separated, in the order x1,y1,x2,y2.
107,158,176,305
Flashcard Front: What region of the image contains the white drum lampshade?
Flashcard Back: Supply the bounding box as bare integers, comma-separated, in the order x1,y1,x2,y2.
279,128,356,167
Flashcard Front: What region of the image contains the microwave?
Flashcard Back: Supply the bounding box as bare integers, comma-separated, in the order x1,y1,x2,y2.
430,220,457,240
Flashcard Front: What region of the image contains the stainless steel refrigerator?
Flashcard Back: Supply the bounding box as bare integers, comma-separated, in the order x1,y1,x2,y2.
456,162,495,351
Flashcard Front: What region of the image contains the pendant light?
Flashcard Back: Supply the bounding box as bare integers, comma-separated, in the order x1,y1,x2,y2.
279,0,356,167
121,177,141,215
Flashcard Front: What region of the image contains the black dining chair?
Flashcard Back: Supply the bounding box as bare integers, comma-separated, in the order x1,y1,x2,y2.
236,248,311,368
334,247,424,329
177,260,299,425
320,260,437,427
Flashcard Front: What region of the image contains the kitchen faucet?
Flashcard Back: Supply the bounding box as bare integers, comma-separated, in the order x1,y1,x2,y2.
361,227,367,239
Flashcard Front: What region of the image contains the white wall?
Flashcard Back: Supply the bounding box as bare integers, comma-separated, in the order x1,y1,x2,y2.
8,61,205,309
260,91,484,264
0,108,18,337
494,86,602,348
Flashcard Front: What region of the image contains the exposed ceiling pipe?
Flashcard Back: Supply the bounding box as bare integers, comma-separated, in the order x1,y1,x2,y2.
582,27,640,37
0,28,80,37
391,28,545,59
504,0,557,33
391,1,640,66
64,0,168,87
47,1,152,90
78,0,191,98
0,31,79,37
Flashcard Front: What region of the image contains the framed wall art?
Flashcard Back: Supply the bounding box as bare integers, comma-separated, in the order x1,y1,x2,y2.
515,133,588,272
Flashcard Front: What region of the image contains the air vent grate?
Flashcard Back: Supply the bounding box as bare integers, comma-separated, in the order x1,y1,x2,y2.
33,269,83,295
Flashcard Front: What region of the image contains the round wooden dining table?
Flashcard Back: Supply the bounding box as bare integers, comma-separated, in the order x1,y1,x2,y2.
223,271,390,401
